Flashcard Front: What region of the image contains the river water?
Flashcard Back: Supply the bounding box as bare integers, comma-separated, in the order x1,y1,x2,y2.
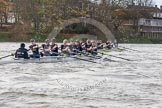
0,43,161,108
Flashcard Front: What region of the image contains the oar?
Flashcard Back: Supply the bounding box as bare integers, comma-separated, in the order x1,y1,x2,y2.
101,57,117,62
117,47,125,51
0,54,14,60
70,56,100,64
62,51,100,64
97,51,132,61
119,46,141,52
75,50,101,59
75,50,118,62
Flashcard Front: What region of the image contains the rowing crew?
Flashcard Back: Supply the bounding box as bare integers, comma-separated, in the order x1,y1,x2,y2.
15,38,59,59
15,38,118,59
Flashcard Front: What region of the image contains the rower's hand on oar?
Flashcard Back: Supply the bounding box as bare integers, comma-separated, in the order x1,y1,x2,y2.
11,53,14,56
27,49,31,52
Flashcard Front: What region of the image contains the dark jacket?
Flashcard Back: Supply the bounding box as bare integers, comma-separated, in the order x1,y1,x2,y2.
15,48,29,59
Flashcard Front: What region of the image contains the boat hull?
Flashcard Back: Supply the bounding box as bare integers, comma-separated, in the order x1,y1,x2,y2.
0,56,100,65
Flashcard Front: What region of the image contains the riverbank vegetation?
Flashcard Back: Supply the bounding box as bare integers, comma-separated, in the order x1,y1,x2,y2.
0,0,161,43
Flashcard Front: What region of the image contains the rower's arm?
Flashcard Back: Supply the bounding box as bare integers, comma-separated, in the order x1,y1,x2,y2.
62,47,69,51
87,47,92,51
32,45,42,49
92,47,97,51
52,45,58,50
44,47,51,52
27,49,30,51
38,45,42,48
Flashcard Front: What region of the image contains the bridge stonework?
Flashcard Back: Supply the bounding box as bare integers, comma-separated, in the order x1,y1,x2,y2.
48,17,116,42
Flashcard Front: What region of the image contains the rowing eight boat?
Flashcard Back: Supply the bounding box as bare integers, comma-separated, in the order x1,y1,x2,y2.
0,47,126,65
0,55,102,65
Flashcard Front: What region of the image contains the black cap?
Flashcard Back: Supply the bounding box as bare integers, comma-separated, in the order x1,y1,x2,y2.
20,43,25,48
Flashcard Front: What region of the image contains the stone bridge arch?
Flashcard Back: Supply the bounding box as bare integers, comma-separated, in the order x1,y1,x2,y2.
48,17,116,42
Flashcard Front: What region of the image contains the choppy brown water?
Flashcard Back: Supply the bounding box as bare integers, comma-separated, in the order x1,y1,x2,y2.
0,43,162,108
